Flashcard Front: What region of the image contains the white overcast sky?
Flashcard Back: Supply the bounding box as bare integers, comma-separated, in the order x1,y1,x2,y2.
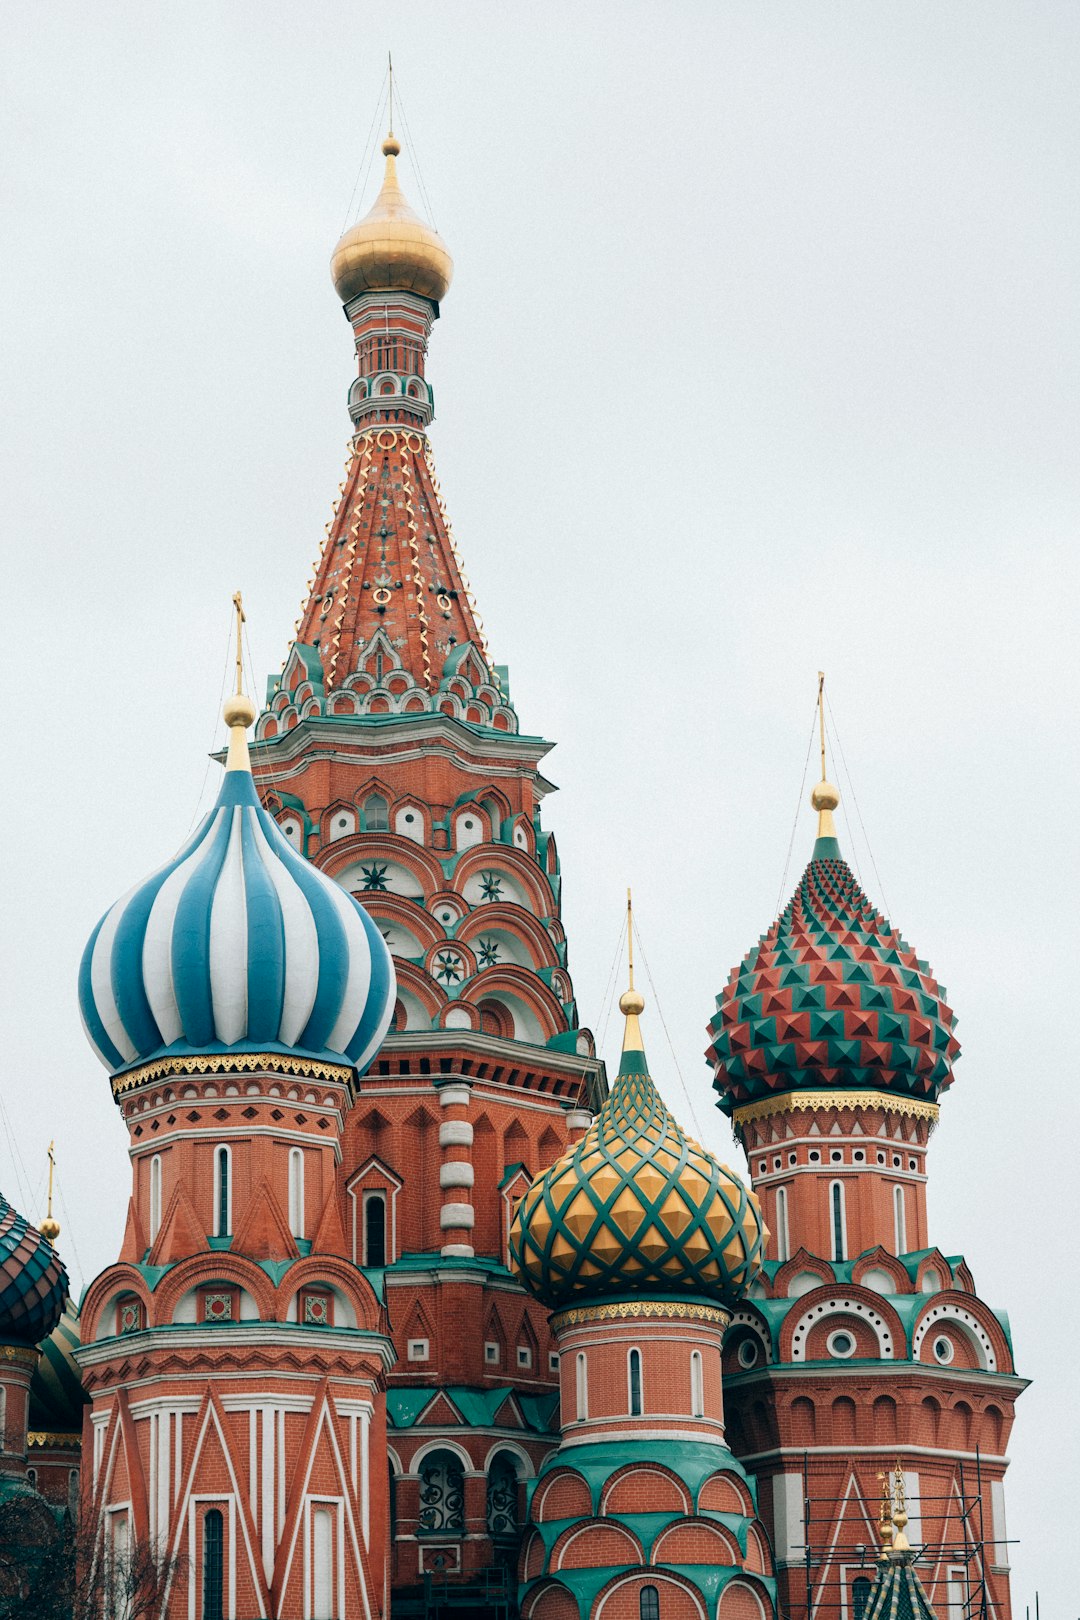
2,4,1076,1608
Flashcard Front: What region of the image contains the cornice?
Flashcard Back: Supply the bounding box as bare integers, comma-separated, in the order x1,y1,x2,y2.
245,718,554,776
111,1051,355,1097
551,1299,731,1331
75,1323,397,1375
724,1362,1029,1394
732,1089,940,1129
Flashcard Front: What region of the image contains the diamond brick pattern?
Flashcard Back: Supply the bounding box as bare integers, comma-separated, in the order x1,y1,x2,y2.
509,1054,766,1308
707,854,960,1113
0,1192,67,1345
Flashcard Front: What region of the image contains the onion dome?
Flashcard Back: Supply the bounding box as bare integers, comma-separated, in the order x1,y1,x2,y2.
30,1301,87,1434
331,131,453,305
78,684,396,1081
510,921,766,1309
0,1193,67,1347
708,769,960,1116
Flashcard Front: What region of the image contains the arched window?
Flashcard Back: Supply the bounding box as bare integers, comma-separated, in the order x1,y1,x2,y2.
575,1352,588,1420
830,1181,847,1262
289,1149,305,1239
417,1450,465,1534
364,1193,386,1268
628,1348,643,1417
690,1350,704,1418
26,1468,36,1490
214,1147,230,1238
853,1575,872,1620
149,1155,162,1244
486,1453,518,1539
776,1186,790,1262
202,1509,224,1620
363,793,389,831
893,1185,907,1254
640,1586,660,1620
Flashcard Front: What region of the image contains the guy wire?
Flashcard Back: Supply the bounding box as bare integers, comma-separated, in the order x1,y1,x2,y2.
775,701,819,916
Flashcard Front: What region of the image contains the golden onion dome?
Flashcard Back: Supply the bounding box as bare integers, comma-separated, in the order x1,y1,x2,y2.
509,979,767,1310
331,133,453,306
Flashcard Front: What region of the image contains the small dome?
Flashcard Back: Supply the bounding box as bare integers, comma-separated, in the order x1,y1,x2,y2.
30,1300,87,1435
708,795,960,1114
510,995,766,1310
79,702,396,1079
331,135,453,306
0,1194,66,1347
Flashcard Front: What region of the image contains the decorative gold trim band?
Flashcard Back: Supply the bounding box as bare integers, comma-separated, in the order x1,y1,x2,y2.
27,1431,81,1450
552,1299,731,1331
111,1051,355,1097
732,1090,940,1128
0,1345,39,1367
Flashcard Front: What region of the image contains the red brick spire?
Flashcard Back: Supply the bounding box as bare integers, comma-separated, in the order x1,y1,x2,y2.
292,427,495,699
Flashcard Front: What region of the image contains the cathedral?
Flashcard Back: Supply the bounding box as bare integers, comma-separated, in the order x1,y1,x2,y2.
0,117,1024,1620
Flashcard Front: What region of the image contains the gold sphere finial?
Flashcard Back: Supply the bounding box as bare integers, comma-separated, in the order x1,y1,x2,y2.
39,1216,60,1244
382,133,401,157
619,988,645,1017
223,692,257,730
810,779,840,812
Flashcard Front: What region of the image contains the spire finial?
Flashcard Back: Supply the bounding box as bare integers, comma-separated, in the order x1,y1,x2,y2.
382,54,401,157
809,670,841,843
890,1462,911,1555
223,591,257,772
619,889,646,1053
39,1141,60,1244
877,1471,895,1563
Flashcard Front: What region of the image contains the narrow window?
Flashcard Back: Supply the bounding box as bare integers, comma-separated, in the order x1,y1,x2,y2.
363,793,389,831
312,1506,333,1620
690,1350,704,1418
364,1193,386,1267
640,1586,660,1620
831,1181,847,1262
149,1155,162,1244
853,1576,872,1620
893,1185,907,1254
289,1149,304,1239
575,1352,588,1420
215,1147,230,1238
202,1509,224,1620
628,1348,643,1417
776,1186,790,1262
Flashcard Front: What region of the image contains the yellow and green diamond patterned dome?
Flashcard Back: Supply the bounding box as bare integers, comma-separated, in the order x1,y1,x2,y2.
510,972,767,1310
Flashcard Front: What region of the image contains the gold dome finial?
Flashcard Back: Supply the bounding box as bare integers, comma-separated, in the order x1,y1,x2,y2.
810,671,840,839
224,592,256,772
330,71,453,306
39,1141,60,1244
877,1472,895,1563
619,889,646,1051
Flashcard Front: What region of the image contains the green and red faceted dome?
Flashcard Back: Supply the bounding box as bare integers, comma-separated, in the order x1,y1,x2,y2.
708,780,960,1115
0,1194,67,1347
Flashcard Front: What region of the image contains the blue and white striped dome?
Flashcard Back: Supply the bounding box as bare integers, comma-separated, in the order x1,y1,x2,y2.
79,735,395,1079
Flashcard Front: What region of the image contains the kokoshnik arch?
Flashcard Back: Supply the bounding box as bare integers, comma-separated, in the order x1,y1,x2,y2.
0,115,1021,1620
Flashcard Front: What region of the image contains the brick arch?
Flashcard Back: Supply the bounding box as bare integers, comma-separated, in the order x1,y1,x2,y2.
786,1394,816,1447
80,1265,153,1343
600,1464,691,1517
317,831,445,898
462,965,566,1041
392,960,445,1021
592,1570,707,1620
359,893,444,953
275,1255,383,1332
533,1468,592,1523
773,1249,833,1298
522,1582,580,1620
717,1577,770,1620
551,1519,643,1572
519,1528,547,1583
911,1296,1007,1372
783,1285,903,1361
650,1517,740,1567
697,1470,753,1516
852,1247,910,1293
455,903,557,968
450,844,556,915
152,1253,277,1325
744,1521,773,1576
